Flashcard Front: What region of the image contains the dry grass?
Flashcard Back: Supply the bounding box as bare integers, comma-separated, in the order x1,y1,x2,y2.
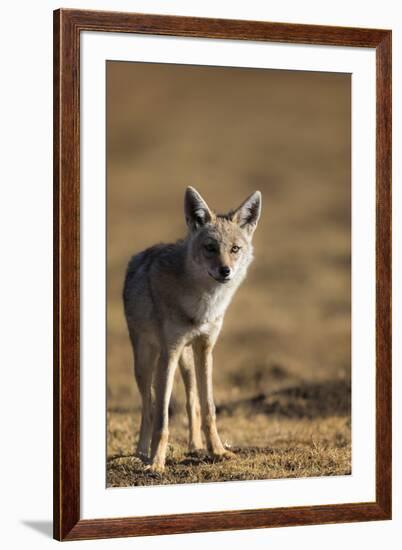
107,411,351,487
106,62,351,487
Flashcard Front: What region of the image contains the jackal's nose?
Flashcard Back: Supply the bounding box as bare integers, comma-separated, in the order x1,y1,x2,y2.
219,266,231,278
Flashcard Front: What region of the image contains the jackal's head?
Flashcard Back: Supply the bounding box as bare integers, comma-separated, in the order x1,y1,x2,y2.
184,186,262,285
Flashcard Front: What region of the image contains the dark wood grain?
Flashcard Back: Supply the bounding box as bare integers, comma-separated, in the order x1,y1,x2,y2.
63,502,389,541
53,9,81,541
62,8,388,47
375,31,392,518
53,8,392,541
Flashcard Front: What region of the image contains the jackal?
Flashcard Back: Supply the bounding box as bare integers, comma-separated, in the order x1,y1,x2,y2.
123,186,262,472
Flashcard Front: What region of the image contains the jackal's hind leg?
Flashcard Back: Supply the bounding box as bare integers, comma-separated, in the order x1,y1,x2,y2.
179,346,203,453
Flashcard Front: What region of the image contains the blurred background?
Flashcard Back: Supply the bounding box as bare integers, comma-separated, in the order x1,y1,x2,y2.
106,61,351,486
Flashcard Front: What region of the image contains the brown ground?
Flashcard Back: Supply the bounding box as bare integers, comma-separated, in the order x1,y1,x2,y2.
106,62,351,487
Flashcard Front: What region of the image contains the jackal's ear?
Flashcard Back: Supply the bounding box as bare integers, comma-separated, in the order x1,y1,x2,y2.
185,187,213,230
231,191,262,236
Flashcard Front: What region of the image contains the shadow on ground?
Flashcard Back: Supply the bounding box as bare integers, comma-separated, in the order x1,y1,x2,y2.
21,520,53,538
216,378,351,419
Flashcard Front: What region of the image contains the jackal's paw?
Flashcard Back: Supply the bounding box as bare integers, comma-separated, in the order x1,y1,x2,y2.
135,450,150,464
188,444,204,454
144,461,165,474
211,449,236,461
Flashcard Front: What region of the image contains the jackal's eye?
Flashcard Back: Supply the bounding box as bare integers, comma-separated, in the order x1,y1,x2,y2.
231,245,241,254
204,243,217,253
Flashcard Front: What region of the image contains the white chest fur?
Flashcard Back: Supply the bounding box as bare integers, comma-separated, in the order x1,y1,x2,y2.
186,283,238,327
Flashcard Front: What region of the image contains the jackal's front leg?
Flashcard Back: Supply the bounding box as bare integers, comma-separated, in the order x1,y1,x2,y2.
193,338,234,460
148,347,181,473
179,346,203,453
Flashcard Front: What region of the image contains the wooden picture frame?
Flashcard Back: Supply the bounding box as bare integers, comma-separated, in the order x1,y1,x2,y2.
53,8,392,541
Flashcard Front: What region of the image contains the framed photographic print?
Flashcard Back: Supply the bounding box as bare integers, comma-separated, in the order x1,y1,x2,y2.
53,8,392,541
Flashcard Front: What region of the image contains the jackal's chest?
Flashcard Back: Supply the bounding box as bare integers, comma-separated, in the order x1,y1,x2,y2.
183,287,234,328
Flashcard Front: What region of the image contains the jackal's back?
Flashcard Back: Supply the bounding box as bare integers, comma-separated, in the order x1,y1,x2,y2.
123,241,187,334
